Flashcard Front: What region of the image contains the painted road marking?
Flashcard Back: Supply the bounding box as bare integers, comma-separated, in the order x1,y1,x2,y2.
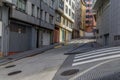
69,58,120,80
72,54,120,66
75,47,120,57
75,48,120,59
74,50,120,62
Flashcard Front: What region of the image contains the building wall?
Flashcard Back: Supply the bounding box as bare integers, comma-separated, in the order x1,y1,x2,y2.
85,0,94,32
80,0,86,37
63,0,75,41
72,0,80,39
9,23,32,52
110,0,120,46
11,0,40,26
55,0,74,43
94,0,110,46
0,6,9,56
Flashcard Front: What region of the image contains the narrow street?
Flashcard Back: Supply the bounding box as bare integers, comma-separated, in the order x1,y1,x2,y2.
0,39,86,80
0,39,120,80
1,0,120,80
53,43,120,80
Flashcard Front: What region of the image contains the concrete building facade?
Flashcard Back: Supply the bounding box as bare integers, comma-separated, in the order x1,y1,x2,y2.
93,0,120,46
54,0,75,43
72,0,81,39
0,0,55,56
0,0,11,56
80,0,86,37
85,0,94,32
63,0,75,42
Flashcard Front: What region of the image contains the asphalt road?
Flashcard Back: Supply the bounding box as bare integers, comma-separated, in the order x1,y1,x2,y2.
0,43,78,80
1,39,119,80
53,44,120,80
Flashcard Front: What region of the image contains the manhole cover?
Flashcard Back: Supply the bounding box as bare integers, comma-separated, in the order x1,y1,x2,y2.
61,69,79,76
8,70,22,76
5,65,16,68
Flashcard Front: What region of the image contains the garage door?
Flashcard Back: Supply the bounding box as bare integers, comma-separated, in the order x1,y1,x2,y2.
43,31,50,45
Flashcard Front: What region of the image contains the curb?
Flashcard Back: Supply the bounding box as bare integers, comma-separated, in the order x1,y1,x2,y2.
64,43,87,55
0,43,61,66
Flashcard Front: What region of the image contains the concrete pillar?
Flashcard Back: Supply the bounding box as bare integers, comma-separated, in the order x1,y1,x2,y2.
1,6,9,56
31,27,37,49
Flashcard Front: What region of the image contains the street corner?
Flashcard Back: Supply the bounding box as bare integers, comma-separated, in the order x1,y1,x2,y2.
52,54,101,80
72,58,120,80
53,55,75,80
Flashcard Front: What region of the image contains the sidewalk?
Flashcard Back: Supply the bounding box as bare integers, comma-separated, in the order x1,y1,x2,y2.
0,41,78,80
64,42,101,55
0,43,61,66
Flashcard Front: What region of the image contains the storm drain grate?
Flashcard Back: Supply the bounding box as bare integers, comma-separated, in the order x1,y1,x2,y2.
8,70,22,76
27,53,39,57
5,65,16,68
61,69,79,76
7,58,13,60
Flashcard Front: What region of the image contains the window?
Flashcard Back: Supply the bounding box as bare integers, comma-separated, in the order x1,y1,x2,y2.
40,10,43,19
86,10,90,13
66,6,68,14
32,4,35,16
59,0,64,10
65,19,67,26
56,13,61,23
114,35,120,41
51,0,54,7
45,12,47,21
86,4,92,7
17,0,26,12
72,12,74,19
86,20,90,24
10,24,26,33
86,15,90,18
63,18,65,25
89,15,93,18
49,15,53,24
69,22,72,28
37,7,40,18
69,9,71,16
67,20,68,26
69,0,71,6
72,2,75,10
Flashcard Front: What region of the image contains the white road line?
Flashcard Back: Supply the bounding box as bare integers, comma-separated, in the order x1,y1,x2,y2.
74,50,120,62
75,47,120,57
72,54,120,66
75,48,120,59
69,58,120,80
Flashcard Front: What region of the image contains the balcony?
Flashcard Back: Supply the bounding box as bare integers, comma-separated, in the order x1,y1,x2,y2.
3,0,14,5
41,1,55,16
55,0,64,15
40,19,54,30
